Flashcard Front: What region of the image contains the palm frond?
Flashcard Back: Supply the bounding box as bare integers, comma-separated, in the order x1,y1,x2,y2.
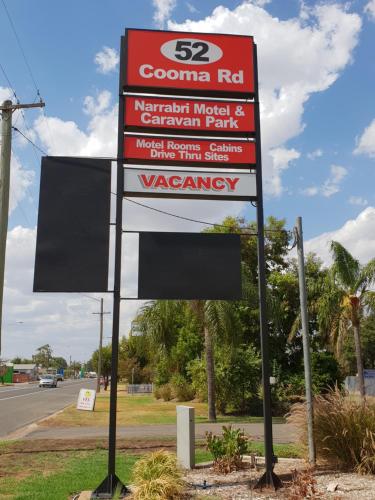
330,241,360,291
356,258,375,294
287,313,301,343
362,290,375,313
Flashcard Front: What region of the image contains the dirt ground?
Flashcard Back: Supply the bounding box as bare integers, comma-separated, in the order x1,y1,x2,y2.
184,458,375,499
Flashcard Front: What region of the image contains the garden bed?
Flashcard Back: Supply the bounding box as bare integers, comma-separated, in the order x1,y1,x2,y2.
184,458,375,499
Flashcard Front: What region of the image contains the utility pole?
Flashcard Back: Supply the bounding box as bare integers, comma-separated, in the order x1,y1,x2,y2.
295,216,316,464
0,99,45,356
93,298,110,393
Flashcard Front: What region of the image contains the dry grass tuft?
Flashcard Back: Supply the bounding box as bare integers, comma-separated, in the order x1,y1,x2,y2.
288,387,375,473
285,467,321,499
131,450,185,499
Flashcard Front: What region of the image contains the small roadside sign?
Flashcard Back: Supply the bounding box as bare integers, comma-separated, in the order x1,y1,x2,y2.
77,388,96,411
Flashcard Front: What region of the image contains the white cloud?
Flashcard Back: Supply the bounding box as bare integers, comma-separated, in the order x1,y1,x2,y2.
169,2,361,195
349,196,368,206
9,155,34,215
33,92,118,157
153,0,176,28
322,165,347,197
83,90,112,116
186,2,198,14
364,0,375,21
305,207,375,266
302,164,347,198
302,186,319,197
268,147,300,195
354,119,375,157
94,47,119,74
307,149,323,160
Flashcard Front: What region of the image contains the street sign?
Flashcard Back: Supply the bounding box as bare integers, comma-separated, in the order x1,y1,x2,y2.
125,29,254,96
77,388,96,411
124,135,256,167
124,167,256,200
124,96,255,135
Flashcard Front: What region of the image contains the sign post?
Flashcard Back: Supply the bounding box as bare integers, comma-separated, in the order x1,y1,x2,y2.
252,44,282,490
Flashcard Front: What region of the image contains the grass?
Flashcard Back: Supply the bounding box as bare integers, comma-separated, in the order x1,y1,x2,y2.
195,442,303,463
0,441,302,499
40,390,285,428
0,449,138,500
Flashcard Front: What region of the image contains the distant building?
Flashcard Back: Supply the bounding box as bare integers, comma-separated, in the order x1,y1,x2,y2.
13,363,38,382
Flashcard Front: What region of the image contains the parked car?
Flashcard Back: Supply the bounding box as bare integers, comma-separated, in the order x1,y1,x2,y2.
39,374,58,388
56,373,64,381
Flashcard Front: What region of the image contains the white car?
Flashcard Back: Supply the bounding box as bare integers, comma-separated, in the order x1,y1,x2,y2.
39,374,58,388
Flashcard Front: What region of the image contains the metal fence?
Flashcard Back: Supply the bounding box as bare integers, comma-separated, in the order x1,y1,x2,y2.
344,376,375,397
127,383,153,394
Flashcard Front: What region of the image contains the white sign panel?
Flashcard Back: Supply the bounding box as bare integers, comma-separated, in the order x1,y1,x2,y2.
77,388,96,411
124,167,256,200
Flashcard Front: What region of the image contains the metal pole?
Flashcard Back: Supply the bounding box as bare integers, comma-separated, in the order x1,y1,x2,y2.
96,298,103,394
295,216,316,464
253,45,281,490
0,100,12,356
92,35,127,498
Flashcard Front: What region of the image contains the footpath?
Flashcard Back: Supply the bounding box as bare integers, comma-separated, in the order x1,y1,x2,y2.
23,422,297,443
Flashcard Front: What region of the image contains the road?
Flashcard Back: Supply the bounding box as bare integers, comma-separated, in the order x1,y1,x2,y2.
0,378,96,438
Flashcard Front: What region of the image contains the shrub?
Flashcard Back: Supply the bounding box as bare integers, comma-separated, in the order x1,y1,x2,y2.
206,425,249,473
288,387,375,473
285,468,320,500
215,344,261,414
187,358,207,402
153,385,161,400
157,383,173,402
131,450,185,500
170,374,195,402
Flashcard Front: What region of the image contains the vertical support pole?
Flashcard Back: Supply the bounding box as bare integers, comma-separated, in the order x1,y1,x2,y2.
0,100,12,356
96,298,104,394
295,216,316,464
253,45,282,490
92,36,127,499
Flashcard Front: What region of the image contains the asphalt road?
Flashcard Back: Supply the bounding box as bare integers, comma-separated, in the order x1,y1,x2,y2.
0,378,96,438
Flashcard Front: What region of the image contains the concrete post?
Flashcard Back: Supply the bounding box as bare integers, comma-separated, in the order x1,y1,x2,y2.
177,406,195,469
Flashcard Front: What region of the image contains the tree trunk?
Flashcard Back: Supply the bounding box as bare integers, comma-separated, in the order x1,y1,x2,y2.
204,324,216,422
353,324,365,399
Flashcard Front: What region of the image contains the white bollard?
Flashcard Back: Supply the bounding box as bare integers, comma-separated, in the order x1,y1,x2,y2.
176,405,195,469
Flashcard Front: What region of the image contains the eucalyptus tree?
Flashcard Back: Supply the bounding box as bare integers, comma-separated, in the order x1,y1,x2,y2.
317,241,375,398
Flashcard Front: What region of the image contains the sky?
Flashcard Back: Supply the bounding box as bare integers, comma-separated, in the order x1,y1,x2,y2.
0,0,375,363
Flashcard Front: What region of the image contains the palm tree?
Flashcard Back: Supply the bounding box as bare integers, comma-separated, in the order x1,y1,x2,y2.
317,241,375,398
189,299,241,422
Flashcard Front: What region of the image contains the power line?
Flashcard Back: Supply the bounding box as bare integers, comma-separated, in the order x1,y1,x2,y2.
0,62,17,101
1,0,39,94
12,126,47,155
123,196,291,236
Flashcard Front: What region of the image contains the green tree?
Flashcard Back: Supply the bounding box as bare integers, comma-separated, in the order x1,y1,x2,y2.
317,242,375,398
50,356,68,370
32,344,53,368
91,345,112,390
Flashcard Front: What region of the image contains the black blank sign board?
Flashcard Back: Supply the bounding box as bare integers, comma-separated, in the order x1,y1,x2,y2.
33,157,111,292
138,232,242,300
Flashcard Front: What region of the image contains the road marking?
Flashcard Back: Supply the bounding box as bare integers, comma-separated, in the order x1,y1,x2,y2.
0,380,94,401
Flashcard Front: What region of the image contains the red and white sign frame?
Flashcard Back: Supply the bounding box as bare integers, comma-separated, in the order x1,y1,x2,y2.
124,167,256,201
124,29,254,97
124,95,255,136
124,135,256,168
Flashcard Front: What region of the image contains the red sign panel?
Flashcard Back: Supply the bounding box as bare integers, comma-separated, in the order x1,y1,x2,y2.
124,136,256,166
125,29,254,95
124,96,255,134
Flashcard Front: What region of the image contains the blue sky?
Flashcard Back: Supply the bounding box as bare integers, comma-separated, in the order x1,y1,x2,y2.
1,0,375,361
